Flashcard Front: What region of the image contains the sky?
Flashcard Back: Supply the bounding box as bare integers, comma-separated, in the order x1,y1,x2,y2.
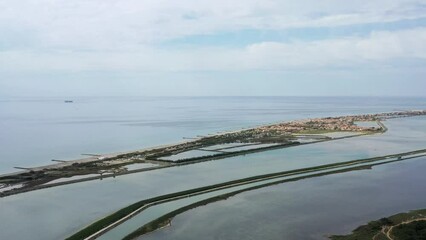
1,0,426,97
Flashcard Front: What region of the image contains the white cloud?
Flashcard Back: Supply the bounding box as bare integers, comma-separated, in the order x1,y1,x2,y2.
1,0,426,75
1,28,426,72
243,28,426,69
0,0,425,50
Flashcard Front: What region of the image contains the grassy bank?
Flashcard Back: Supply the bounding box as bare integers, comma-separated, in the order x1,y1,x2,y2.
330,209,426,240
122,166,375,239
66,149,426,240
123,155,424,240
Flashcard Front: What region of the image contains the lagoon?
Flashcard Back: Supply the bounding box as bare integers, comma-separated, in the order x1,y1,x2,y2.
0,97,425,239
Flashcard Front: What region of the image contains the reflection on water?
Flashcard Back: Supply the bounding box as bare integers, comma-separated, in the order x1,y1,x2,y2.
0,116,426,240
125,163,158,171
1,96,425,173
161,143,281,161
99,155,406,240
160,150,213,161
143,157,426,240
0,97,425,240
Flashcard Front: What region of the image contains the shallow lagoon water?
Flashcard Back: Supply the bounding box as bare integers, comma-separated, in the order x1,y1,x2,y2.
99,156,404,240
144,157,426,240
0,97,426,239
162,143,282,161
160,150,213,161
1,116,425,239
200,143,250,151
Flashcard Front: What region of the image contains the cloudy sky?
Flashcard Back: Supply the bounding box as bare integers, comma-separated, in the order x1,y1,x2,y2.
1,0,426,96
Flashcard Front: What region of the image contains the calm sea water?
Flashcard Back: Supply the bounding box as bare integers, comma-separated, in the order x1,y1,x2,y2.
1,96,425,173
0,96,425,240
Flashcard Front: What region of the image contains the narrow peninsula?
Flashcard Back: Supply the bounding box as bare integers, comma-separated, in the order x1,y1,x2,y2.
1,110,425,197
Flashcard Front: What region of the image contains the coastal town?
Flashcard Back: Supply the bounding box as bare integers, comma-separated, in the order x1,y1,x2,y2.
1,110,426,197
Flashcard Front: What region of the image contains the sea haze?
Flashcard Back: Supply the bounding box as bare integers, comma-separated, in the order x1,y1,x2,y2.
0,96,426,240
0,96,425,174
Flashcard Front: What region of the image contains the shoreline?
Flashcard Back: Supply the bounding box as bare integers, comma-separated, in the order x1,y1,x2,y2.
330,209,426,239
1,110,425,197
0,111,408,176
0,127,384,198
65,149,426,240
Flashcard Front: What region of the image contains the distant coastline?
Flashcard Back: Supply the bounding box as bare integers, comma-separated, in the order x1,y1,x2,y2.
68,149,426,240
1,110,425,198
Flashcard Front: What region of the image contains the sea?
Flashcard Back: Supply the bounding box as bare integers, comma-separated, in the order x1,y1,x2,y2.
0,96,426,240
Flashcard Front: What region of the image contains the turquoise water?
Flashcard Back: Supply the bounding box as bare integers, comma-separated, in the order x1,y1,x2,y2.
0,97,425,240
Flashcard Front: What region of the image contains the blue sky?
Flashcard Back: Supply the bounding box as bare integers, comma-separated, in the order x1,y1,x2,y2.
162,17,426,48
1,0,426,97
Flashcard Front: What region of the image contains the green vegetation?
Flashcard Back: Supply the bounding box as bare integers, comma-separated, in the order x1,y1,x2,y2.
171,142,298,163
123,195,231,240
66,149,426,240
330,209,426,240
330,217,394,240
122,169,367,240
122,163,402,240
0,113,392,198
393,220,426,240
0,143,299,198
